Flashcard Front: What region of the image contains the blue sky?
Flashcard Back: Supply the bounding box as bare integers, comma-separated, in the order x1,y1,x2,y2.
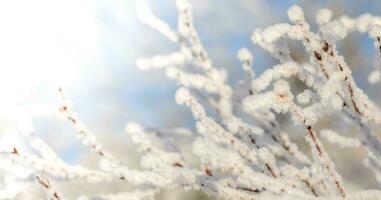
0,0,380,163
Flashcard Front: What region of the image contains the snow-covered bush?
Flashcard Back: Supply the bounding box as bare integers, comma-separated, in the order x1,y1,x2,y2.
1,0,381,199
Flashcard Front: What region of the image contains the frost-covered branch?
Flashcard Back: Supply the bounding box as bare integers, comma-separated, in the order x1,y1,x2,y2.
1,1,381,199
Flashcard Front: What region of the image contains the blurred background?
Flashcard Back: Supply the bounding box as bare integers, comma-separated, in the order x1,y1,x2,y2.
0,0,381,199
